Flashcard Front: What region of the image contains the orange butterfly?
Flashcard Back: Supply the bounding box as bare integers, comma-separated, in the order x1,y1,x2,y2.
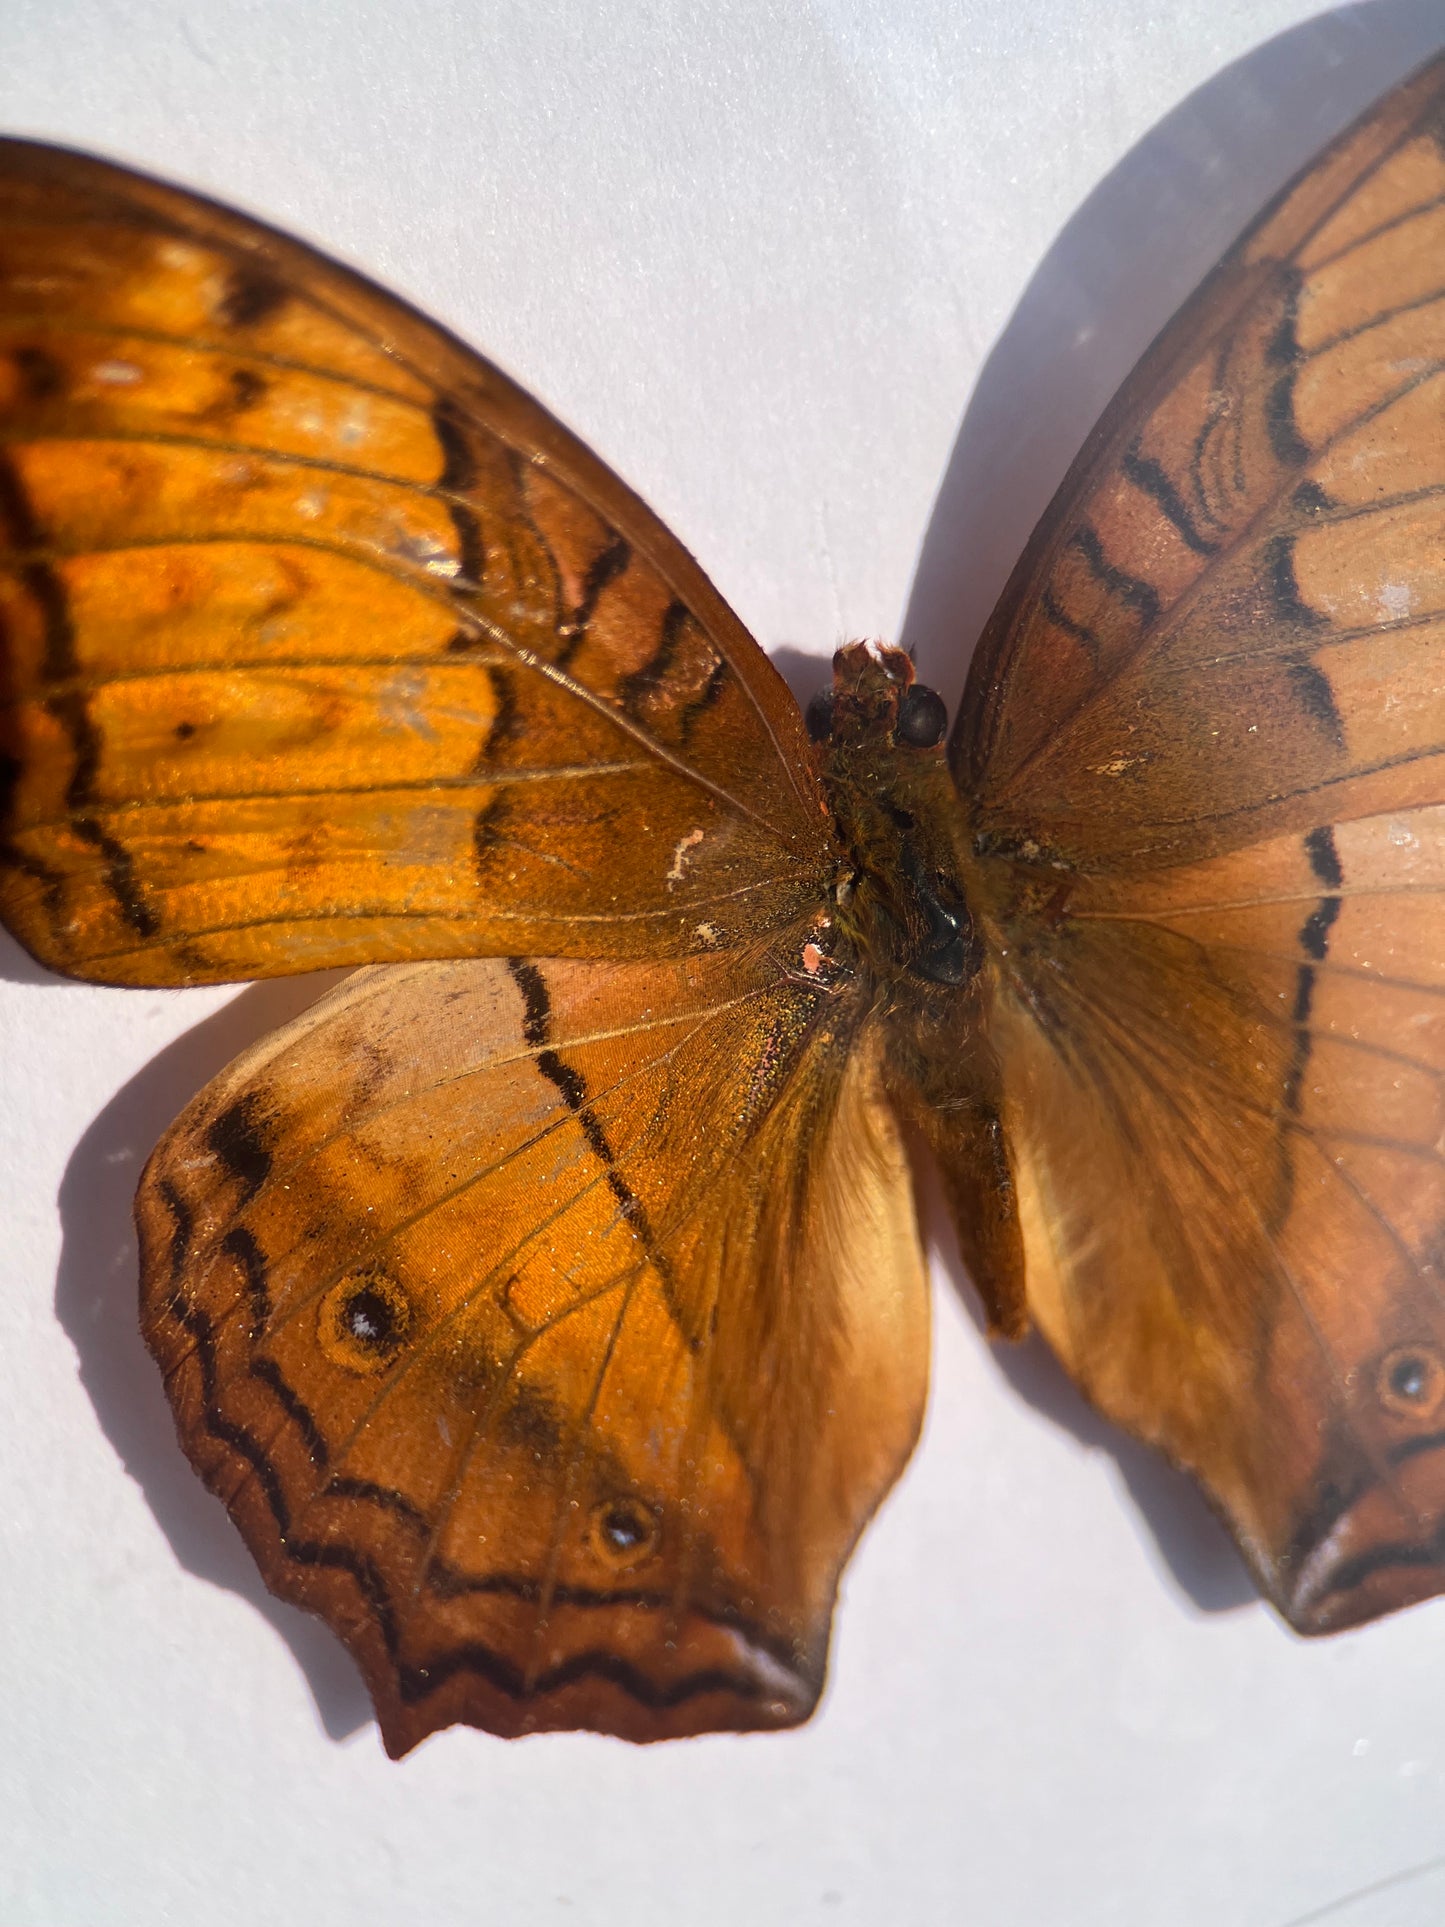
2,52,1444,1758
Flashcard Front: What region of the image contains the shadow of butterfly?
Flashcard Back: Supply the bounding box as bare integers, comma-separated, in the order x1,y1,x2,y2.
2,51,1444,1757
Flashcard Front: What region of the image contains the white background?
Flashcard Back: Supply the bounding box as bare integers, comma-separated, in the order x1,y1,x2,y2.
4,3,1445,1924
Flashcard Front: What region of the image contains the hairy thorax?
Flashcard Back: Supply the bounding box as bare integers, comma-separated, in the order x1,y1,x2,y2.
802,642,1028,1336
806,641,980,995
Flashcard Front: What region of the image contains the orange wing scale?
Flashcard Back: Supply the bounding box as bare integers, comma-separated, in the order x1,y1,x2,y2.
0,138,831,984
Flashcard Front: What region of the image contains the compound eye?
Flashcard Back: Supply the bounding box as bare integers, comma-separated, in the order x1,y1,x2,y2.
895,683,947,748
804,687,835,742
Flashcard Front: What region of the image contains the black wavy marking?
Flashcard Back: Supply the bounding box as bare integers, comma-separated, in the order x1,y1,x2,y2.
426,1558,799,1667
1121,443,1221,556
431,398,486,584
1281,824,1343,1117
220,1223,270,1333
1391,1426,1445,1470
468,667,523,878
1267,525,1345,750
1291,479,1337,518
556,533,632,670
618,598,690,715
0,450,156,938
480,663,522,760
1039,587,1103,667
579,575,730,737
324,1475,427,1532
217,267,288,329
1265,532,1327,631
1284,1434,1445,1615
1288,662,1345,748
1264,270,1311,469
392,1639,777,1715
504,956,687,1321
156,1176,194,1285
1070,524,1162,629
207,1095,273,1205
252,1355,331,1469
227,365,268,412
150,1189,782,1717
677,654,730,743
12,344,64,402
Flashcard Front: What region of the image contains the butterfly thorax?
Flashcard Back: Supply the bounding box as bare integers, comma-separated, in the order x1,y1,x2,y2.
806,643,980,993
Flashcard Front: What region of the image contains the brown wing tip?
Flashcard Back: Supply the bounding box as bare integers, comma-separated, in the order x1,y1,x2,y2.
1269,1446,1445,1636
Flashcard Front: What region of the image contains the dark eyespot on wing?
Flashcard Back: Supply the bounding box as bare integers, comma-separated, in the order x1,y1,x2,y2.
590,1496,660,1567
342,1285,400,1347
1378,1345,1445,1418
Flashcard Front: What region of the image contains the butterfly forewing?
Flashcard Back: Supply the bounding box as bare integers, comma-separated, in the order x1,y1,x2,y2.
0,140,833,985
957,52,1445,1627
957,55,1445,871
135,949,928,1752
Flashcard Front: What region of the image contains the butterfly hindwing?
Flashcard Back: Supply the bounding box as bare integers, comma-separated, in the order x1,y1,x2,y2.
136,947,928,1751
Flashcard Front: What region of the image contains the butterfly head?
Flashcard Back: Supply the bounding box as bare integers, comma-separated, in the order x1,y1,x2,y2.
803,641,946,754
803,644,979,991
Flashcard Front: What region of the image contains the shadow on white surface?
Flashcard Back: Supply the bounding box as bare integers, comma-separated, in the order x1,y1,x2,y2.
913,1149,1257,1617
1279,1853,1445,1927
769,642,836,706
51,970,374,1740
0,924,68,984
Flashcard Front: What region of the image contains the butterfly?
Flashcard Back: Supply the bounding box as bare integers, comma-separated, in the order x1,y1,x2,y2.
1,50,1443,1758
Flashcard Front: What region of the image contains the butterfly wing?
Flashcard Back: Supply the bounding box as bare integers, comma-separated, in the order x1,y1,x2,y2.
0,139,832,985
949,53,1445,1627
135,948,927,1751
958,53,1445,867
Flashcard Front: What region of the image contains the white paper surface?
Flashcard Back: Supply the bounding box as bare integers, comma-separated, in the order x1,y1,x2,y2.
3,4,1445,1924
